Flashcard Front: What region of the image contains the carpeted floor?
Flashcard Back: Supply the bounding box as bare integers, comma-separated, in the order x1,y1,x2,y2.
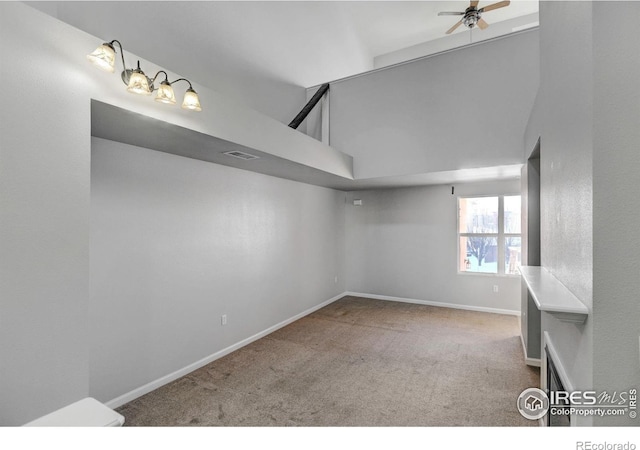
117,296,539,426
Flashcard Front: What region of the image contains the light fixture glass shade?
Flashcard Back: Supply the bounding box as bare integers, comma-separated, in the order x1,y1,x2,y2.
87,44,115,73
127,70,151,95
155,82,176,105
181,88,202,111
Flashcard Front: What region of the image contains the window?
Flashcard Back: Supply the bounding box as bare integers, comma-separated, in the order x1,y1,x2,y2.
458,195,521,275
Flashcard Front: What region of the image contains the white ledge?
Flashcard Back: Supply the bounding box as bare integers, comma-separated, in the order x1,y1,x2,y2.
520,266,588,324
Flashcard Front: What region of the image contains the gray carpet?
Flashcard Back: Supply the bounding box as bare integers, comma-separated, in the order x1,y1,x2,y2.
117,296,539,426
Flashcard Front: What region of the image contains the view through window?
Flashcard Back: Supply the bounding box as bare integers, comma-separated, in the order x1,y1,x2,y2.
458,196,521,275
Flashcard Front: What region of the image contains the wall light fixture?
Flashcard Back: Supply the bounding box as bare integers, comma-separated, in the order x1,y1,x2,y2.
87,40,201,111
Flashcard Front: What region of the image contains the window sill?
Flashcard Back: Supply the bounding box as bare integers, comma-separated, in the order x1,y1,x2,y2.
457,271,520,278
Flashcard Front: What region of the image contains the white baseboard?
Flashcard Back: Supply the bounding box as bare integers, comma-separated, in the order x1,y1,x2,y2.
519,334,541,367
527,357,541,368
344,291,520,317
106,291,521,409
105,292,346,409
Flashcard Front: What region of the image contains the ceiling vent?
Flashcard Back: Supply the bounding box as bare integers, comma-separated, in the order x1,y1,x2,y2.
223,150,260,161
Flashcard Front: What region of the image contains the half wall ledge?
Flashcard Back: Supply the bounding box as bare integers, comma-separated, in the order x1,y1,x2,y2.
91,100,355,190
91,101,523,191
520,266,589,324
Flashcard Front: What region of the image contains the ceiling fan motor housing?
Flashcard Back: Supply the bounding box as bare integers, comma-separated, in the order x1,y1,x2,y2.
463,7,480,28
439,1,510,34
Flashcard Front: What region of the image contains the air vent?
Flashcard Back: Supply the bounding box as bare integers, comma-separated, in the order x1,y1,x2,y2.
223,150,260,161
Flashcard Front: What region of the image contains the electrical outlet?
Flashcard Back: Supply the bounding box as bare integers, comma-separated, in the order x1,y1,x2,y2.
221,314,227,326
493,285,499,293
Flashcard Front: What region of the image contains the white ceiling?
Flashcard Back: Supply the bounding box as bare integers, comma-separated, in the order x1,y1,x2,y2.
29,1,538,89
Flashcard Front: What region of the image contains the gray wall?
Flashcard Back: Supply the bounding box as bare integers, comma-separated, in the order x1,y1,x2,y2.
528,2,640,427
345,180,522,313
90,138,346,403
592,1,640,426
0,3,91,426
525,0,594,424
520,152,541,362
526,157,541,267
328,30,539,179
0,3,344,425
26,1,307,125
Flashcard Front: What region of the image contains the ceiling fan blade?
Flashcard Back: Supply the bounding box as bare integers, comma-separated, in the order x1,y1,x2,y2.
438,11,465,16
470,1,479,7
477,18,489,30
479,1,510,13
446,20,464,35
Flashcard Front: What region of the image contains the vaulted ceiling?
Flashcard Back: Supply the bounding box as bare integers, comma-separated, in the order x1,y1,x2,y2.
26,1,540,187
29,1,538,88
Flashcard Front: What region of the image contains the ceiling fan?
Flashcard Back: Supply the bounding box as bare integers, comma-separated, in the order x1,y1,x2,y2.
438,1,511,34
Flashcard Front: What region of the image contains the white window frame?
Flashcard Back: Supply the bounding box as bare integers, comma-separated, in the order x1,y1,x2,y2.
457,194,521,277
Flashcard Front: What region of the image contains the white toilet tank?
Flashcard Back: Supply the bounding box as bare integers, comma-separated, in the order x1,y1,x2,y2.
23,397,125,427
